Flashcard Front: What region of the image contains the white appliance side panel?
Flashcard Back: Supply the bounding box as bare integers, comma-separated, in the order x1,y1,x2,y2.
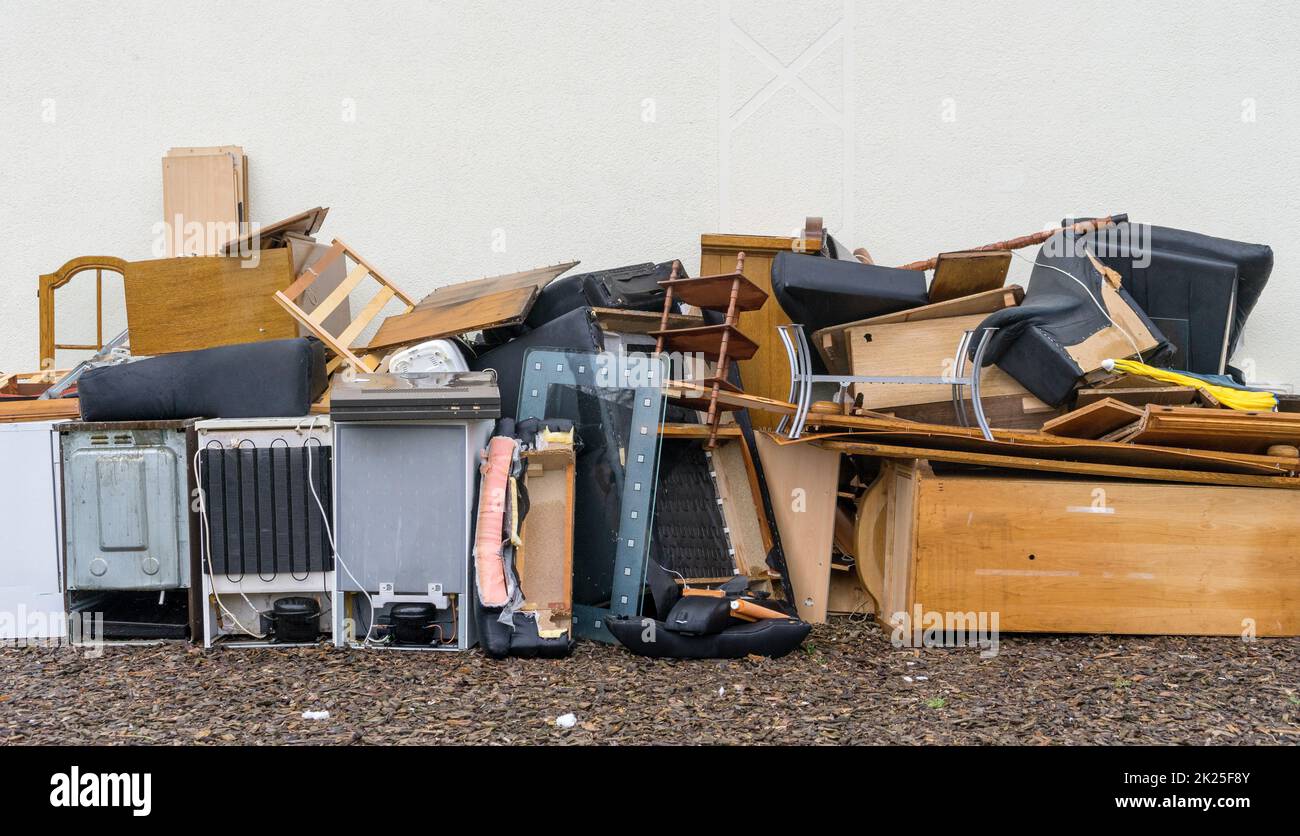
0,424,66,640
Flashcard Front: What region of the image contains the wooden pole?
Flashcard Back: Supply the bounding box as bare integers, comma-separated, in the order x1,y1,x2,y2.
893,214,1127,272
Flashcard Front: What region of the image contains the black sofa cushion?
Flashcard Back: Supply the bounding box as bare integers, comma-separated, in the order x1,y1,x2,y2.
77,338,327,422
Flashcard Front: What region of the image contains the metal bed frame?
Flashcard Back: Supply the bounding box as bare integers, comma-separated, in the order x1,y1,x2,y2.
776,323,998,441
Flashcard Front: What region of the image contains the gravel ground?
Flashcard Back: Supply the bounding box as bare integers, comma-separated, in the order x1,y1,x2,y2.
1,620,1297,745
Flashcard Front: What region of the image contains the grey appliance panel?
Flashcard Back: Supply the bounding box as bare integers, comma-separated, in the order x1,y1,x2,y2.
62,427,190,591
335,423,469,594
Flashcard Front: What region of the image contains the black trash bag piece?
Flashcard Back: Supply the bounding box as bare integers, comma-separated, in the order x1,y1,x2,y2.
607,614,810,660
973,230,1173,407
770,250,928,347
77,337,327,422
479,609,575,659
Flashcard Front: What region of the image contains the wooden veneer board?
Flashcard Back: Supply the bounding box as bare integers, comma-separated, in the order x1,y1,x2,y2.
877,459,1300,635
663,381,1300,477
927,250,1012,304
708,436,774,583
1041,397,1145,439
814,285,1023,373
123,249,298,355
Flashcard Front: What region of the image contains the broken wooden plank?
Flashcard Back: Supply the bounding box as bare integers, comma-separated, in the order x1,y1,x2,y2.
664,380,1300,476
820,439,1300,490
1127,406,1300,454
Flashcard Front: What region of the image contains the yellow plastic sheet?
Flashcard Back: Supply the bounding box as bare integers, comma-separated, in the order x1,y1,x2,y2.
1103,358,1277,411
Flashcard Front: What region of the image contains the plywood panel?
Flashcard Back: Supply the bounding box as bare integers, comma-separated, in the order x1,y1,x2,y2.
910,473,1300,635
162,150,242,257
123,249,297,355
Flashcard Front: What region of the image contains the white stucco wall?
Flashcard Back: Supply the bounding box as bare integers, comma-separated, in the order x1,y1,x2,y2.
2,1,1296,384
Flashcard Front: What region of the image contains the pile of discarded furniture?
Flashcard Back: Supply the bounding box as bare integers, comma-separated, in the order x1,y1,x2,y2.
2,147,1297,662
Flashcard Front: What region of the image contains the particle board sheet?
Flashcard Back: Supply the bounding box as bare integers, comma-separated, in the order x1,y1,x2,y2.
701,234,817,429
1126,406,1300,454
754,431,839,623
518,444,575,636
879,392,1061,431
844,314,1030,409
123,249,298,355
886,465,1300,635
1041,397,1145,439
162,147,246,257
709,437,774,582
814,285,1024,373
927,250,1012,304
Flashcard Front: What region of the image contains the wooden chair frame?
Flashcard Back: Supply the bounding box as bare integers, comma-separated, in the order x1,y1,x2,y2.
38,256,128,369
273,239,416,373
